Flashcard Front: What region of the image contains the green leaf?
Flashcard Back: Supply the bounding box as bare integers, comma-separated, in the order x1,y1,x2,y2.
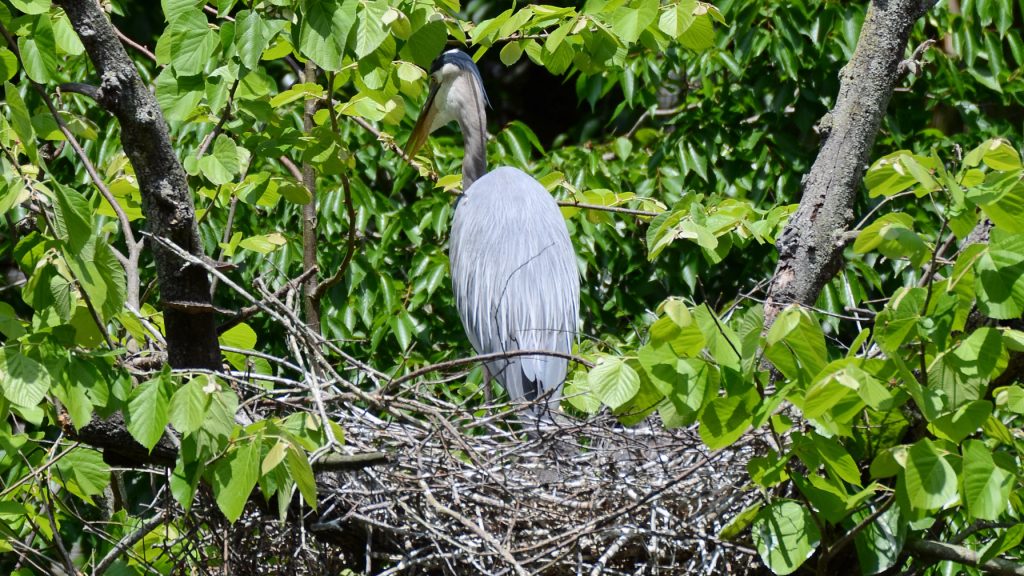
170,376,211,435
18,15,57,83
354,0,388,58
900,439,957,512
962,439,1013,521
751,501,820,575
54,448,110,503
641,350,712,425
588,356,640,409
0,48,18,83
284,441,317,510
718,502,762,540
978,177,1024,234
198,389,238,455
199,134,242,185
238,232,287,253
9,0,50,14
0,349,50,408
659,0,697,38
765,307,827,381
865,151,920,197
126,374,173,451
929,400,992,443
609,0,658,45
95,241,126,322
749,455,790,487
50,182,94,256
6,81,38,164
234,10,266,70
980,138,1022,171
168,9,219,76
975,234,1024,319
809,434,862,486
790,472,849,523
994,384,1024,414
296,0,356,71
564,371,602,414
212,438,260,522
699,395,752,449
47,274,75,324
0,302,26,339
678,13,715,51
852,504,905,575
262,440,288,475
52,362,93,429
929,327,1006,411
155,67,205,122
499,40,524,66
53,12,85,56
979,524,1024,564
269,82,325,107
162,0,202,22
401,20,446,69
854,212,928,267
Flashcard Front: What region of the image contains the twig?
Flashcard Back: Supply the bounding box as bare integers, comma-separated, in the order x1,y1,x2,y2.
590,531,634,576
217,266,318,333
821,494,895,566
42,472,78,576
382,349,594,394
420,479,531,576
194,78,240,161
299,60,322,332
58,82,100,100
315,452,389,470
203,4,235,21
0,20,142,309
905,538,1024,575
314,172,357,299
278,155,304,183
146,232,386,385
93,511,170,576
352,115,435,179
114,27,158,63
314,82,359,299
557,199,661,218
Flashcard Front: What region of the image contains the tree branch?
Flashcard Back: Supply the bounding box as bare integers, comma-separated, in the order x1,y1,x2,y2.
300,60,322,332
763,0,938,329
905,539,1024,576
57,0,221,370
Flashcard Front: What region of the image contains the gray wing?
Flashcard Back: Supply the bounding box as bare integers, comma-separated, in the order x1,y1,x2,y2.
449,167,580,410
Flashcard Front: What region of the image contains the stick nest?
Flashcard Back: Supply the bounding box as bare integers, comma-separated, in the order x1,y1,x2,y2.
308,394,766,575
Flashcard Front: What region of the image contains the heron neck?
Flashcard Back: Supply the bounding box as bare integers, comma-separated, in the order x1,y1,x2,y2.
459,98,488,191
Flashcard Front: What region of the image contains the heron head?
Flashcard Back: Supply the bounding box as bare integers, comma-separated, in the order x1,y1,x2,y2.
406,49,490,158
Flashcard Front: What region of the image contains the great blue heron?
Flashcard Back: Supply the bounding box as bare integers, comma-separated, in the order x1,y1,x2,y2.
406,49,580,416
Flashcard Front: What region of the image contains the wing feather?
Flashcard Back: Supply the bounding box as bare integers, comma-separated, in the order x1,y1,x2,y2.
449,167,579,410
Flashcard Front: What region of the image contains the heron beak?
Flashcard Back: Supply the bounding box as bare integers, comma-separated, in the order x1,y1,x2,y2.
405,81,439,158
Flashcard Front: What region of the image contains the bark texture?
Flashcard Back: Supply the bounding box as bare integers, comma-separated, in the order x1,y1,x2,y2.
764,0,938,327
57,0,220,369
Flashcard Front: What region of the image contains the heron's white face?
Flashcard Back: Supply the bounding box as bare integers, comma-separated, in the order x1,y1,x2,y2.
427,62,478,133
406,57,486,158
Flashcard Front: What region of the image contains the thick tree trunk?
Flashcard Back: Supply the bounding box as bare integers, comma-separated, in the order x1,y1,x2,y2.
56,0,221,370
763,0,938,328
